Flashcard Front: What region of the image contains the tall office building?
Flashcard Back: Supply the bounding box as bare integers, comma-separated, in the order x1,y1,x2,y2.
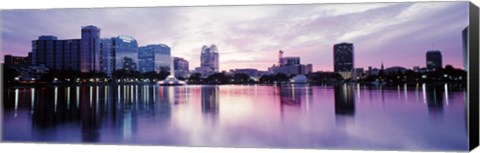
426,50,442,71
173,57,189,78
200,44,219,71
155,44,171,72
31,35,81,71
100,35,139,75
462,27,468,71
138,45,155,73
333,42,354,79
80,25,101,72
137,44,171,73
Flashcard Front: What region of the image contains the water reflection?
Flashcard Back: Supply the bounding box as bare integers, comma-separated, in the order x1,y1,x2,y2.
201,86,219,114
2,84,467,150
334,84,355,116
424,84,445,116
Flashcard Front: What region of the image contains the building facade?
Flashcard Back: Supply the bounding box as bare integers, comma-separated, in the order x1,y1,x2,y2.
31,35,81,71
173,57,189,78
80,25,101,72
100,35,139,75
122,57,137,71
426,50,442,71
198,44,219,75
137,44,171,73
333,42,354,79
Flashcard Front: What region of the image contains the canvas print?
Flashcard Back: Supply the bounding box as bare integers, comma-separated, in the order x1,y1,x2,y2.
1,1,472,151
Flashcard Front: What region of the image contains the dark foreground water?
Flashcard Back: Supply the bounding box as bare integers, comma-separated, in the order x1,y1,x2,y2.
2,84,468,151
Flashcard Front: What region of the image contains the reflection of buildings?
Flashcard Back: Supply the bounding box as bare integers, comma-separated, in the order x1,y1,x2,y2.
278,84,304,106
201,86,219,114
424,84,444,115
426,51,442,72
334,85,355,116
268,50,312,76
334,42,354,79
137,44,171,73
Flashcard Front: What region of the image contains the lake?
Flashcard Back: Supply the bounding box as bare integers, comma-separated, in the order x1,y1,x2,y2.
2,84,468,151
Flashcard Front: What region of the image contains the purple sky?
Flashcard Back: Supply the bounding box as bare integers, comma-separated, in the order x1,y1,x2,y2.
1,2,469,71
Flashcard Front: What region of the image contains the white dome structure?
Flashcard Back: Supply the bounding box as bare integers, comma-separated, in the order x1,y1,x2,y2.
290,74,308,84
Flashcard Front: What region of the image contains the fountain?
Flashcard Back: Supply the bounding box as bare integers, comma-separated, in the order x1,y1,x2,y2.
158,57,186,86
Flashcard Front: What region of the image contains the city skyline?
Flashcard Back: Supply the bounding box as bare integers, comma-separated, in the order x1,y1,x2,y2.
1,2,468,71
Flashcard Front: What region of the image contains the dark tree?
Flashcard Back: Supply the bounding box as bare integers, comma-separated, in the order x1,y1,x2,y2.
233,73,251,83
3,66,19,84
188,73,203,84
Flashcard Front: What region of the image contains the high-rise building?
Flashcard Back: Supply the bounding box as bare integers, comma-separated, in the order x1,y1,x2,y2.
426,50,442,71
199,44,219,72
155,44,171,72
462,27,468,70
137,44,171,73
138,45,155,73
333,42,354,79
100,35,139,75
173,57,189,78
31,35,81,71
80,25,101,72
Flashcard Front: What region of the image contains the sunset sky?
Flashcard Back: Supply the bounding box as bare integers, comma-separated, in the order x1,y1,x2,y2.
1,1,468,71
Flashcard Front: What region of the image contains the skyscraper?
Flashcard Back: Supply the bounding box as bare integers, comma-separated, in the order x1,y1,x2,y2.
31,35,81,71
138,45,155,73
200,44,219,72
333,42,354,79
155,44,171,72
137,44,171,73
80,25,101,72
100,35,139,75
426,50,442,71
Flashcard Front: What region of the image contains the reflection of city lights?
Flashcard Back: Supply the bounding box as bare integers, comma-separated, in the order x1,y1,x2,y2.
67,87,70,110
422,83,427,104
96,86,99,113
54,87,58,113
31,88,35,114
76,86,80,108
14,89,19,117
90,86,93,106
444,83,449,105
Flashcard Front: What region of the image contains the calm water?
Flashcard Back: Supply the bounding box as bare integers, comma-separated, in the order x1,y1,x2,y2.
2,84,467,151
